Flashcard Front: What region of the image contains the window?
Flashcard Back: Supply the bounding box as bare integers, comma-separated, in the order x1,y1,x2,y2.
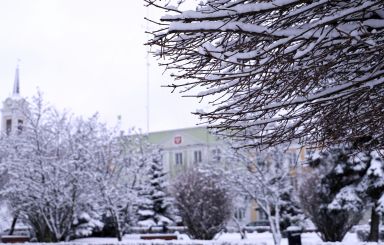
256,208,268,221
234,208,246,220
212,148,221,162
287,151,298,167
17,119,23,134
175,152,183,165
6,119,12,135
194,150,202,163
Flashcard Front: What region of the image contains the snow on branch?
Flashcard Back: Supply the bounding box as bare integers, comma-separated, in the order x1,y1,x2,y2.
146,0,384,150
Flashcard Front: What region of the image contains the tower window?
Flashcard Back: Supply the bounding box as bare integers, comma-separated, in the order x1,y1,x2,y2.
6,119,12,135
17,120,23,134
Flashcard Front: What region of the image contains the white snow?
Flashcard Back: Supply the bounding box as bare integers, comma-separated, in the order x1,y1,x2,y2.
0,203,12,232
163,0,300,21
138,210,155,216
137,219,156,227
65,232,366,245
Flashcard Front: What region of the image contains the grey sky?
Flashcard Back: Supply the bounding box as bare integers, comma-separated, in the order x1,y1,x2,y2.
0,0,204,133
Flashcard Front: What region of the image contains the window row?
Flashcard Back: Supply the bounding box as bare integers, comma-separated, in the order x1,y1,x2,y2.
174,148,221,165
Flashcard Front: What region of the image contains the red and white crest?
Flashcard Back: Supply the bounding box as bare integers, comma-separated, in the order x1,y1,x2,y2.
174,136,182,145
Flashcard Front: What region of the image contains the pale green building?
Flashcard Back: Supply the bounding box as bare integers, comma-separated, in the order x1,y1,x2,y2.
147,126,222,178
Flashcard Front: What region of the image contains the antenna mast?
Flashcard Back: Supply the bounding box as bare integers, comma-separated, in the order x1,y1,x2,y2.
146,6,150,134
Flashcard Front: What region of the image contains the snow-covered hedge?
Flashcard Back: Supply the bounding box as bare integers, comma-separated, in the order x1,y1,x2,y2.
127,226,187,234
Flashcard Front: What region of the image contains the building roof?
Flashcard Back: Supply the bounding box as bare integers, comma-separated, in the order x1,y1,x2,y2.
147,125,219,147
13,64,20,96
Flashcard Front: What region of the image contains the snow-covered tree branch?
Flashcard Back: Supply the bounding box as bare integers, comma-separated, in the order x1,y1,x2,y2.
146,0,384,150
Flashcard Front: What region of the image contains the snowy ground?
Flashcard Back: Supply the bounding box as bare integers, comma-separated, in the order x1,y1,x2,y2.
69,232,382,245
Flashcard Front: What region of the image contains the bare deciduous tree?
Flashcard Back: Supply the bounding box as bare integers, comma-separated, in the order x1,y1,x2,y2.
172,167,232,240
146,0,384,150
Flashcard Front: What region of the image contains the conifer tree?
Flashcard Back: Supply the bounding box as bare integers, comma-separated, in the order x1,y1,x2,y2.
300,148,384,242
137,151,174,227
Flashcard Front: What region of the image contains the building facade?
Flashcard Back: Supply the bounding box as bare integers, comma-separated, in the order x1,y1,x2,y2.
147,126,221,178
147,126,307,226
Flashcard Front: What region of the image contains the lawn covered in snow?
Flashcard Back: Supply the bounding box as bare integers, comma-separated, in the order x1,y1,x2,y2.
68,232,378,245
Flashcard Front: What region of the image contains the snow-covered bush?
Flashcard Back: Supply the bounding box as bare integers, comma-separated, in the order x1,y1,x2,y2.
276,191,304,234
72,211,103,238
172,167,232,240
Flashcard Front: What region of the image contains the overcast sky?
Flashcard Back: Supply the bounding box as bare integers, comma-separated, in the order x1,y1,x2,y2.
0,0,205,133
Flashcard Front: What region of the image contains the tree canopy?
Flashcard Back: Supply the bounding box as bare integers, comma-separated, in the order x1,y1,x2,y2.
146,0,384,150
0,94,154,241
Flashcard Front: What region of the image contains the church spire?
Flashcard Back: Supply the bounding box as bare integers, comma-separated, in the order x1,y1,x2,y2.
13,62,20,96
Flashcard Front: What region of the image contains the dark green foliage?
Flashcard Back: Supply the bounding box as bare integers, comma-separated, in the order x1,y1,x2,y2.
278,192,304,232
300,148,369,241
92,214,117,238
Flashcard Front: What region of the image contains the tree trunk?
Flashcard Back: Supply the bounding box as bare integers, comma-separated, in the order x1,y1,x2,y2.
111,209,122,241
267,206,281,245
232,217,246,239
116,227,122,242
9,213,19,235
368,205,380,242
115,223,122,242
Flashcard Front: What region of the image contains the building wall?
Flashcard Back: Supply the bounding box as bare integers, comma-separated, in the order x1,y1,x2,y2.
148,126,221,178
147,126,307,225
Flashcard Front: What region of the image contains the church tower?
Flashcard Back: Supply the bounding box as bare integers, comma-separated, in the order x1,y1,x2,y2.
1,65,28,135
